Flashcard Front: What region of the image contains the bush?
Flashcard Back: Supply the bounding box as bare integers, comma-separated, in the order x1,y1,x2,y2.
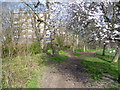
62,46,70,51
2,46,9,57
28,42,41,54
47,50,66,55
2,45,17,58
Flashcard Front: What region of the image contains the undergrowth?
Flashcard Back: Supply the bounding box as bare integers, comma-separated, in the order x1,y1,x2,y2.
2,53,48,88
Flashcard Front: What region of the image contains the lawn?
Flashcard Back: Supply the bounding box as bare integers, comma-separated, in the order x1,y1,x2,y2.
76,48,99,52
50,55,68,63
96,49,116,56
73,52,83,56
47,50,66,54
81,50,118,80
48,50,68,63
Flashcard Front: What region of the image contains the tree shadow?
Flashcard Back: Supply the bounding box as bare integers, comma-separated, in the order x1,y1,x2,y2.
43,53,119,87
95,54,113,63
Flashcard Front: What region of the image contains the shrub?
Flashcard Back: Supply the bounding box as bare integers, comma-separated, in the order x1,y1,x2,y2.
62,46,70,51
2,45,17,58
2,46,9,57
28,42,41,54
47,50,66,55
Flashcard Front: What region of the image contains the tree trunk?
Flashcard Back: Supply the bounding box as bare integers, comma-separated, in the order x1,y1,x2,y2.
76,34,79,49
112,47,120,62
52,43,59,56
83,45,86,52
118,74,120,83
102,43,107,56
51,30,59,56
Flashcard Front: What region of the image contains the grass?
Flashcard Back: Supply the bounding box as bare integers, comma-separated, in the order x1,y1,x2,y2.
48,50,68,63
81,52,118,80
76,49,84,52
48,50,53,54
96,49,115,56
48,50,66,54
2,53,48,88
85,49,99,52
77,48,99,52
50,55,68,63
73,52,83,56
59,50,66,54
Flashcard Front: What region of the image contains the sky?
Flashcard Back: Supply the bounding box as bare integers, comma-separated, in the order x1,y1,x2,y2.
0,0,119,2
0,0,45,3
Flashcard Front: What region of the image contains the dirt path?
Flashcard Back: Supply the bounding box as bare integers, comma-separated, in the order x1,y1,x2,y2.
38,51,96,88
38,50,117,88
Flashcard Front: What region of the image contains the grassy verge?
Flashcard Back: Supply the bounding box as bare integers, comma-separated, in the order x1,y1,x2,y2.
48,50,68,63
81,53,118,80
77,48,99,52
50,55,68,63
73,52,83,56
96,50,115,56
47,50,66,54
2,53,48,88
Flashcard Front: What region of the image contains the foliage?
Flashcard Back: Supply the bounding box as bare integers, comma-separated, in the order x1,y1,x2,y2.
48,50,66,55
56,36,64,50
62,46,70,51
28,41,41,55
2,54,48,88
2,46,10,57
2,45,17,58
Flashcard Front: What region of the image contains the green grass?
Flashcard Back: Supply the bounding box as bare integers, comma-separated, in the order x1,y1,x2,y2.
59,50,66,54
27,73,38,88
76,49,84,52
48,50,68,63
73,52,83,56
48,50,66,55
96,49,115,56
50,55,68,63
48,50,53,54
2,53,48,88
77,48,99,52
81,55,118,80
85,49,99,52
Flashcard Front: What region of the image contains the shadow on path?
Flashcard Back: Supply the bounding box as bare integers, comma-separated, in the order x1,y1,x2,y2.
38,51,118,88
